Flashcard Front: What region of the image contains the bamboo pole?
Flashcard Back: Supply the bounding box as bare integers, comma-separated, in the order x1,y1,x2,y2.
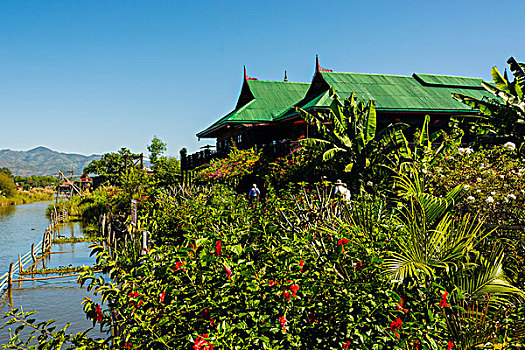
8,263,13,289
18,254,23,273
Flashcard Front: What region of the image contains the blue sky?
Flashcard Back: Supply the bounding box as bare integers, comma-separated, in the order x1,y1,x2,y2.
0,0,524,157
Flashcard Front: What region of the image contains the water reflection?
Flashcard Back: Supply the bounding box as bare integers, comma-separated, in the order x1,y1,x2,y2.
0,203,104,344
0,205,15,218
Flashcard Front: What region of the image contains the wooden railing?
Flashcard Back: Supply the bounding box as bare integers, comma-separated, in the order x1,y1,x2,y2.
0,208,68,294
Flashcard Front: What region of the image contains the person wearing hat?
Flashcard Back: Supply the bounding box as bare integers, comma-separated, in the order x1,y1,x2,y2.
249,184,261,203
334,179,351,202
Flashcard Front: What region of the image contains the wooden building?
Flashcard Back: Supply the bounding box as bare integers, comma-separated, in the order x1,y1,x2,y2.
190,57,493,169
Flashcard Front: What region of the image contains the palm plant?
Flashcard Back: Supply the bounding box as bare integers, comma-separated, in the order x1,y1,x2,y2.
296,87,407,192
452,56,525,146
387,174,525,349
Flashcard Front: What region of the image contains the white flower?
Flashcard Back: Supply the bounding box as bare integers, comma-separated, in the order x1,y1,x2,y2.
467,196,475,203
486,196,494,203
477,177,482,182
476,189,482,193
504,142,516,151
490,191,496,196
508,193,516,200
499,175,505,179
465,147,474,154
458,148,466,155
366,181,373,187
421,168,428,174
463,185,470,190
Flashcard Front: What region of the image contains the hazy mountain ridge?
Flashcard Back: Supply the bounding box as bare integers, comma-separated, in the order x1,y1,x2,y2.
0,146,101,176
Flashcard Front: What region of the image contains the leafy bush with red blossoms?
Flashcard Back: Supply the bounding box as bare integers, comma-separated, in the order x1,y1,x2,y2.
195,146,261,185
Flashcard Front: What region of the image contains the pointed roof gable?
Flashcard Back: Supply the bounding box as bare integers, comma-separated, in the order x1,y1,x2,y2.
197,72,309,138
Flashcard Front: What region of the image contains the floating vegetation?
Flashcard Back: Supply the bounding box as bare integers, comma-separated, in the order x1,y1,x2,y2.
52,236,104,244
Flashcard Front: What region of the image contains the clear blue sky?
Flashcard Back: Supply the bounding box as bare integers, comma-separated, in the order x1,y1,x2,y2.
0,0,524,157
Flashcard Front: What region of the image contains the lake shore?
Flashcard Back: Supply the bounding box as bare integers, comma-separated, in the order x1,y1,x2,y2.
0,188,54,206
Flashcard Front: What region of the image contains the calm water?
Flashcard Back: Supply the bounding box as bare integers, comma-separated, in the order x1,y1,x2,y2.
0,202,103,343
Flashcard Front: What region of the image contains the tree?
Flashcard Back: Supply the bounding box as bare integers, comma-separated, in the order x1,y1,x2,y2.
147,135,167,166
296,87,407,192
0,167,13,178
83,148,132,184
452,56,525,147
146,136,180,186
0,172,16,197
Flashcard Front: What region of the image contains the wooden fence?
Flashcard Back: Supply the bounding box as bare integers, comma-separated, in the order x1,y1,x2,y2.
0,208,68,294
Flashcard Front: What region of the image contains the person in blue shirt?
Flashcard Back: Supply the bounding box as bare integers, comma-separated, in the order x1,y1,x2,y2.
249,184,260,202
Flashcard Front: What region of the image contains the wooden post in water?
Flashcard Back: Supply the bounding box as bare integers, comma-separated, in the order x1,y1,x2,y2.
18,254,23,273
31,243,36,265
8,263,13,289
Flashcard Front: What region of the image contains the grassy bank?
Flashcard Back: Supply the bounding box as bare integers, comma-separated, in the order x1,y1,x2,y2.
0,188,54,206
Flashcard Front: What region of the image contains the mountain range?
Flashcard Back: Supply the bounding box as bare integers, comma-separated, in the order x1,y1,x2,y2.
0,146,101,176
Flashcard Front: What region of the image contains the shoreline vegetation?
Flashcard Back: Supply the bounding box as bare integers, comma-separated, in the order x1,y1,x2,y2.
0,188,54,206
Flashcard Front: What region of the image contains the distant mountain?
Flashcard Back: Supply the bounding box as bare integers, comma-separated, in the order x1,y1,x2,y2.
0,146,101,176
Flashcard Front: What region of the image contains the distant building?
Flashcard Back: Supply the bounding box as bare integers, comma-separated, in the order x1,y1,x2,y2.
188,57,492,169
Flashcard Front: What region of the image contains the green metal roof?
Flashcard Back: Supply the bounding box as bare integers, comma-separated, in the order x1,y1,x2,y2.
197,80,309,138
276,72,494,120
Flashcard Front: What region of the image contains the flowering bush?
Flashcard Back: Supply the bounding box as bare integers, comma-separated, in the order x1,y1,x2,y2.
195,146,261,185
428,144,525,225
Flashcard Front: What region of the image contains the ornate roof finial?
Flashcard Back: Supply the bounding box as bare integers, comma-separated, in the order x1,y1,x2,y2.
284,70,288,82
504,68,509,82
315,55,333,73
243,66,258,81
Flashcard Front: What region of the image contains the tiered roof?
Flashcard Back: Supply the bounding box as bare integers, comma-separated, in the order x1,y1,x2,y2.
197,59,494,138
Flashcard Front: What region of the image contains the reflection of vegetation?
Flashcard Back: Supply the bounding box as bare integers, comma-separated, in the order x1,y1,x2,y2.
0,204,15,216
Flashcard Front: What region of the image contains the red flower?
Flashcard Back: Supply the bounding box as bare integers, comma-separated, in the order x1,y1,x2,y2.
174,261,185,271
299,260,305,271
290,283,299,297
268,280,279,286
279,316,287,332
342,340,351,349
124,343,132,349
390,318,402,338
440,291,450,307
95,304,103,323
224,265,232,280
193,334,213,350
283,290,291,300
397,297,408,313
128,292,143,308
356,261,363,270
446,341,454,350
215,240,222,256
410,339,421,350
338,238,349,245
159,291,166,304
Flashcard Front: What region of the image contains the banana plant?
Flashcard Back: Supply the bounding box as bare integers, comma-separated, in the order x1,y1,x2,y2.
296,87,408,192
452,56,525,145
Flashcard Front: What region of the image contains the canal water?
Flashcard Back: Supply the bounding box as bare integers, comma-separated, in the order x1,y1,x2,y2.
0,202,103,343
